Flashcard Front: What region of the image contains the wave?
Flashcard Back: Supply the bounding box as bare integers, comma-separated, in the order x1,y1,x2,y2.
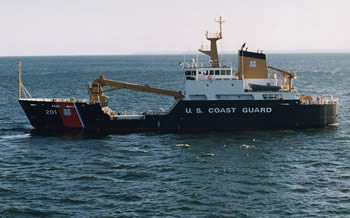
1,207,67,217
240,144,256,149
119,148,149,154
176,143,190,147
120,171,153,180
0,133,30,140
0,187,15,193
71,175,98,181
199,152,215,157
59,197,89,204
0,127,29,135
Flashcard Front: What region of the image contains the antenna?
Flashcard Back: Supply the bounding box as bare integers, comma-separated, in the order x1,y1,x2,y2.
220,34,224,67
216,16,224,38
18,60,21,99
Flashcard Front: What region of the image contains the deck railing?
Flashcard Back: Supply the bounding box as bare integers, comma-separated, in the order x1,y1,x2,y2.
19,98,89,103
182,63,232,69
301,96,338,105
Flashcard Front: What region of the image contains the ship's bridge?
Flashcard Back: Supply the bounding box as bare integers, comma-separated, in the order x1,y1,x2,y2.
183,64,236,81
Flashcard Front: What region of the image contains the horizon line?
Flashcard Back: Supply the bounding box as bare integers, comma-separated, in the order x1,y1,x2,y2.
1,50,350,57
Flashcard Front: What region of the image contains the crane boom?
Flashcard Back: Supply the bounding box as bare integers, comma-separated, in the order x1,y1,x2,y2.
267,66,296,92
267,66,295,78
102,78,183,98
89,75,184,106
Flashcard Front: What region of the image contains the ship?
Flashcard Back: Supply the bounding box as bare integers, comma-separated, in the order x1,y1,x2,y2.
18,17,338,133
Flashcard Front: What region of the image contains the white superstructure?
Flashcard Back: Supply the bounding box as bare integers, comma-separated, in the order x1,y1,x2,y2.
181,16,299,102
183,64,298,101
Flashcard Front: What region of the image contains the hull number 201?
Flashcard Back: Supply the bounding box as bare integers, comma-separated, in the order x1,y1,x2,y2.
45,109,57,115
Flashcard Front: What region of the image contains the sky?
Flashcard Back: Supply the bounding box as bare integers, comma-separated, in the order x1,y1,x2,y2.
1,0,350,56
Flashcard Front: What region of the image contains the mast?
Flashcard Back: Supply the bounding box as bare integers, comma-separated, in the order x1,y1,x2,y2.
17,60,32,99
18,60,21,99
218,16,223,38
198,16,224,68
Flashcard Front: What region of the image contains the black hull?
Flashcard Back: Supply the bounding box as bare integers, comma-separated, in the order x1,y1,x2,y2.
19,99,338,133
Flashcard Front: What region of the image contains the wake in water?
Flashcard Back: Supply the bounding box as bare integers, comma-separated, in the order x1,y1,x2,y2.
176,143,190,147
0,133,30,140
0,127,30,136
240,144,256,149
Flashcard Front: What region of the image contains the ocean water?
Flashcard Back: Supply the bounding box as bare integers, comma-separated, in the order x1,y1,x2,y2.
0,54,350,217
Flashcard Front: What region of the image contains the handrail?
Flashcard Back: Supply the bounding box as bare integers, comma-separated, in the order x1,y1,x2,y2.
19,98,89,103
300,96,338,105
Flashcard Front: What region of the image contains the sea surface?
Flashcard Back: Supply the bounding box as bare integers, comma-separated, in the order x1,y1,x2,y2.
0,54,349,217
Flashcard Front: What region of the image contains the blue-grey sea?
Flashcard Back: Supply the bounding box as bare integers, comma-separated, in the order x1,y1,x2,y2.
0,54,349,217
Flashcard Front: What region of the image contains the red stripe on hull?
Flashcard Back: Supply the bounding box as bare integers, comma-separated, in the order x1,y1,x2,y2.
56,102,83,128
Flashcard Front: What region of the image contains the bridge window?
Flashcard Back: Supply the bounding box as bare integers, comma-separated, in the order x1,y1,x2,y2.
210,70,214,75
203,70,208,75
226,70,231,75
191,71,196,75
185,71,191,75
220,70,225,75
215,70,220,75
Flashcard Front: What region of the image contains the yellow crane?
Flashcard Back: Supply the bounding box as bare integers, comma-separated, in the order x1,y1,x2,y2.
267,66,296,92
89,75,184,106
